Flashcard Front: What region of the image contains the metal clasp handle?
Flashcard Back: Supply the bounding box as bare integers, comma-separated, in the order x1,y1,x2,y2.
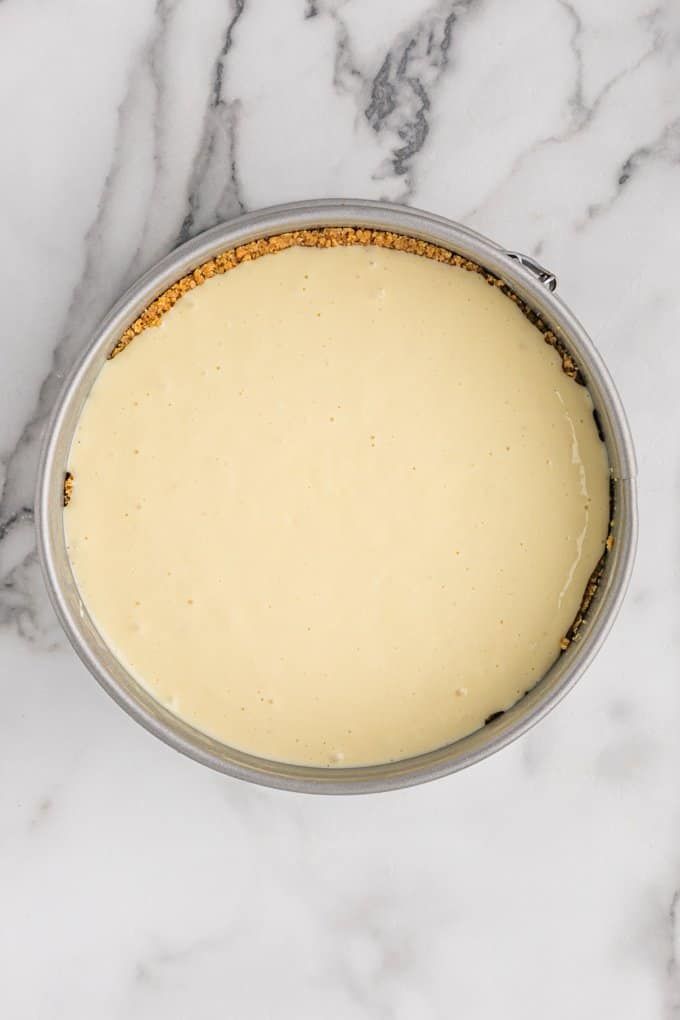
505,251,557,292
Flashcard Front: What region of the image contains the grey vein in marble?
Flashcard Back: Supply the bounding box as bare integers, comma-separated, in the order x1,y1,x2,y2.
124,0,184,280
132,931,239,993
465,3,671,242
584,116,680,226
668,890,680,1017
327,0,475,199
179,0,246,242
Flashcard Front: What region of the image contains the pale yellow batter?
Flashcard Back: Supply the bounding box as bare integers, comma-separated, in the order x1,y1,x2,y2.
65,241,609,766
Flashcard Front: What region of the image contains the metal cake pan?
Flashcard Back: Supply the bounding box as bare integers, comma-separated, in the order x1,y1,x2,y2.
35,199,638,794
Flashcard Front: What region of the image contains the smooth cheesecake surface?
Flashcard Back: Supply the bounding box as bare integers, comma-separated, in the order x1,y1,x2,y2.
65,240,609,766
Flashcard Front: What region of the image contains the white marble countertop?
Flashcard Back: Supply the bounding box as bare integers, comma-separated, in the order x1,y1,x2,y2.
0,1,676,1016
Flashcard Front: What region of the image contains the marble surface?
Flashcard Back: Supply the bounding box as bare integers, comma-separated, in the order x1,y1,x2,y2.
0,1,676,1016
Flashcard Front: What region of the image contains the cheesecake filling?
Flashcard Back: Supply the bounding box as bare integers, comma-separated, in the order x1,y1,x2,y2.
65,237,609,766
